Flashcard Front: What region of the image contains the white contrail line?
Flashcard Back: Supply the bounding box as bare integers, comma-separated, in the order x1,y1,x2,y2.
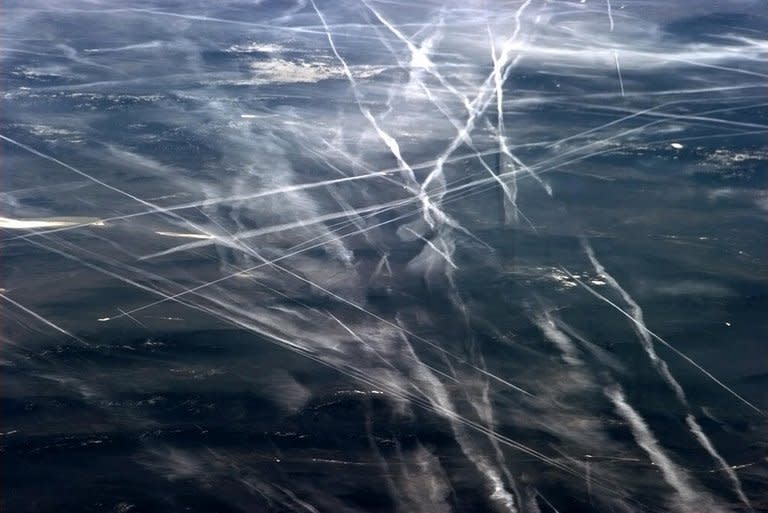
488,24,519,224
362,4,521,226
206,226,531,397
582,241,686,403
82,198,532,400
0,134,211,240
361,0,470,112
606,387,704,513
313,0,450,235
404,229,458,269
560,267,763,415
95,106,752,324
581,240,753,509
23,242,590,487
140,198,408,260
0,292,90,346
685,414,754,511
613,50,625,97
14,97,755,244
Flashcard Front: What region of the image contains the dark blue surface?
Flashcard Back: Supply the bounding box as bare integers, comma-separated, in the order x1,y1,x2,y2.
2,2,767,512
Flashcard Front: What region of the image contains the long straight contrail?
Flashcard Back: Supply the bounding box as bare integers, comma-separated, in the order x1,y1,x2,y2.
0,292,90,347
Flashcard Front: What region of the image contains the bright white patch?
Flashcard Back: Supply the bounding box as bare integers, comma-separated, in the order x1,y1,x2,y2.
216,59,386,85
226,42,284,54
0,216,103,229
